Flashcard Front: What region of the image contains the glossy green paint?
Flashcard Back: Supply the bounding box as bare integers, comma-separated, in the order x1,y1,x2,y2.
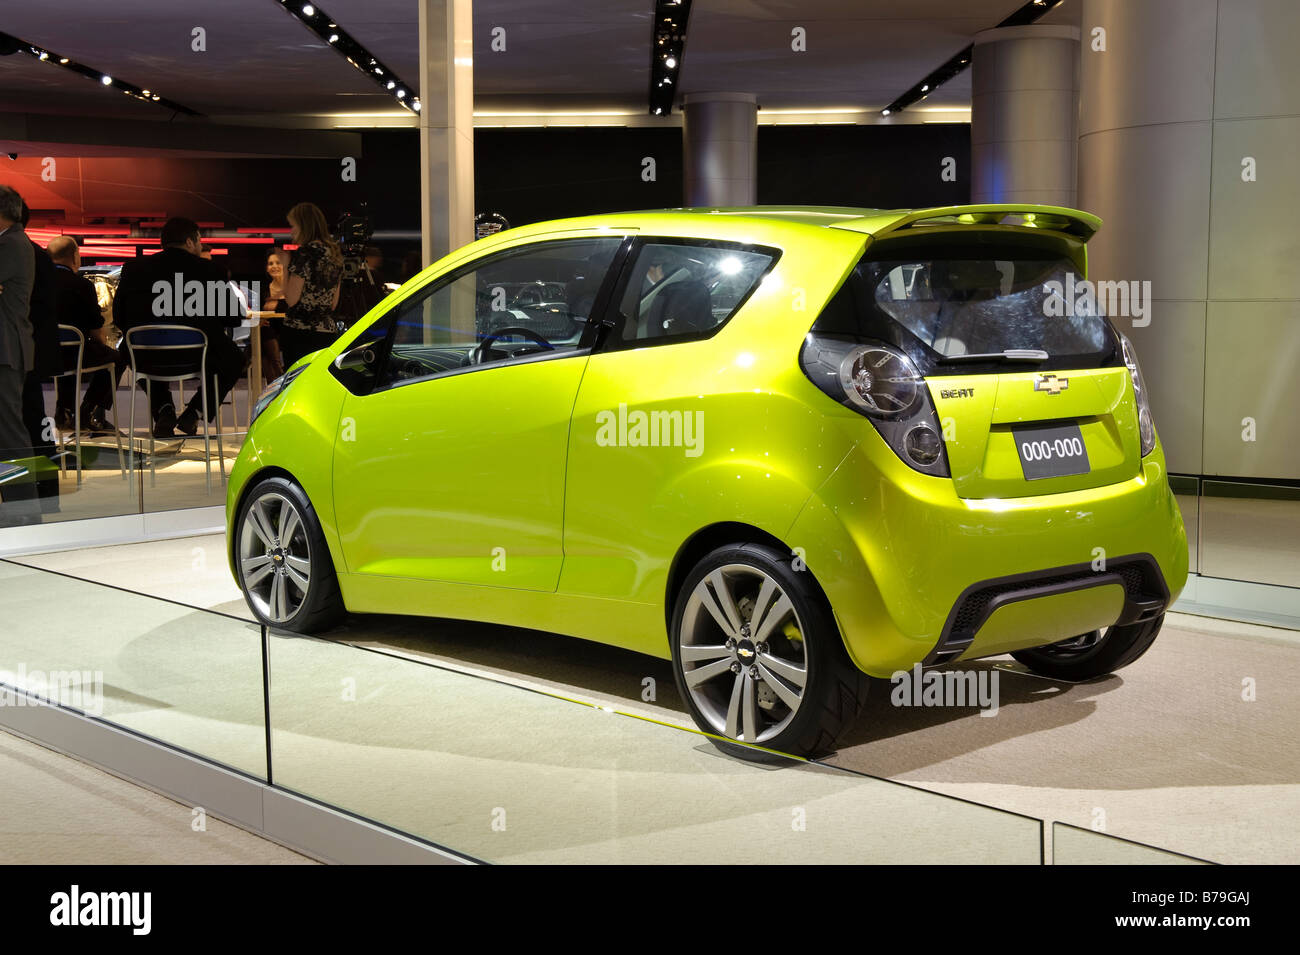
227,204,1188,677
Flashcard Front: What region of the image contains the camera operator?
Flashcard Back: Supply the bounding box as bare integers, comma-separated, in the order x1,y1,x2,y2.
333,213,392,327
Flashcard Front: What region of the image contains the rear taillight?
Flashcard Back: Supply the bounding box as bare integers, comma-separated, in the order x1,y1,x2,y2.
1118,332,1157,456
800,333,950,477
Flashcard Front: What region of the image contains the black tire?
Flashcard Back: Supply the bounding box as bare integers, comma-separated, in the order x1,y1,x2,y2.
1010,614,1164,681
669,542,869,762
234,475,345,633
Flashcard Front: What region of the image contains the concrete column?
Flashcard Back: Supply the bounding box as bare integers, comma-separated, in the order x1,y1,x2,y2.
970,24,1080,206
418,0,474,266
682,93,757,207
1078,0,1300,483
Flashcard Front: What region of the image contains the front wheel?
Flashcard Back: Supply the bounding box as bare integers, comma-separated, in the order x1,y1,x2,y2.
1010,614,1164,681
670,543,869,762
235,475,344,632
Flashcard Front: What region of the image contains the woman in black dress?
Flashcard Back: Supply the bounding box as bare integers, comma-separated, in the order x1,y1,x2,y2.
280,202,343,367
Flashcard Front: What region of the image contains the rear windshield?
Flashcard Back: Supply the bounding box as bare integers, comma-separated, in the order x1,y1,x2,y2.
813,238,1120,374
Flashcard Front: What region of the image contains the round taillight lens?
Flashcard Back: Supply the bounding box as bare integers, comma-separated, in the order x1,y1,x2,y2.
837,346,921,418
904,425,942,466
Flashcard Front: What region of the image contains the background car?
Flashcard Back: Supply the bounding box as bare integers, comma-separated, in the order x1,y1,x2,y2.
228,204,1188,760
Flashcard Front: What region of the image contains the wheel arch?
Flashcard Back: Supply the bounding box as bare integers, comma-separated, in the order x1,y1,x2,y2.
663,521,839,639
227,465,308,577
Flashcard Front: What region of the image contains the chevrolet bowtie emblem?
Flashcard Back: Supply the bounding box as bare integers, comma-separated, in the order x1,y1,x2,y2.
1034,373,1069,396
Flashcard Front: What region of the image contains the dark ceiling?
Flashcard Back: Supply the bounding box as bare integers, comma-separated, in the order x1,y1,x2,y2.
0,0,1080,123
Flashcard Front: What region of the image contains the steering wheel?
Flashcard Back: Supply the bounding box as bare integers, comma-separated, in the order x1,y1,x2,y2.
472,326,555,364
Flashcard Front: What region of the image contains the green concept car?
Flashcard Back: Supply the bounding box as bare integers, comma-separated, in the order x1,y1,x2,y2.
227,204,1188,760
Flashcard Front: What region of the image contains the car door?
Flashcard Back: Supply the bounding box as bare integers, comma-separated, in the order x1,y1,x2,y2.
331,235,624,591
561,237,782,604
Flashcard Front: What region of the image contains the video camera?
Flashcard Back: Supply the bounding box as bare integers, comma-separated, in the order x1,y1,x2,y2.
335,208,374,283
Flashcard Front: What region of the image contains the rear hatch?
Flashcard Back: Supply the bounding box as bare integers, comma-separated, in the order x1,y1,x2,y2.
817,216,1139,498
930,367,1139,498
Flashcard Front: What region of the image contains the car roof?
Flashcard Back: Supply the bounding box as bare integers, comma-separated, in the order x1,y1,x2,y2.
498,203,1101,243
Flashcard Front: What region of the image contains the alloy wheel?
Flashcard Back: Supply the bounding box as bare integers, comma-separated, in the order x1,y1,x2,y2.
239,491,312,624
679,564,809,745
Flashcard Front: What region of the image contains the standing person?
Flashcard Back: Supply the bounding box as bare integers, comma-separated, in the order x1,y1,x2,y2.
20,204,61,511
113,217,247,438
49,236,127,434
259,248,288,381
280,202,343,367
0,185,37,525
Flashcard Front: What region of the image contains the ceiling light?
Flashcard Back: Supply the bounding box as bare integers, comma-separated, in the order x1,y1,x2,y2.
329,34,338,43
301,4,315,16
100,75,111,85
665,56,676,68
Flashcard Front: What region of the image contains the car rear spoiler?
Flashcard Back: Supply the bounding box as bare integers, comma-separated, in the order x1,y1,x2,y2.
860,204,1102,242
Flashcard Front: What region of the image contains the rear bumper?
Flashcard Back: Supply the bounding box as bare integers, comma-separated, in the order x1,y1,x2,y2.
922,553,1168,666
787,439,1189,678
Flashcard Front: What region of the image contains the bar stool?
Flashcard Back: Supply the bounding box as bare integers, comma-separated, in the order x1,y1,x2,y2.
124,325,224,494
52,324,126,486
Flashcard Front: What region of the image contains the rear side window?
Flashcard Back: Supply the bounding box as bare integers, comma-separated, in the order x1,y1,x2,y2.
813,234,1119,374
604,239,778,350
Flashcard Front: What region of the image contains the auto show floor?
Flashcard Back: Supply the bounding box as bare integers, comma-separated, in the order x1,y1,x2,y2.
12,534,1300,865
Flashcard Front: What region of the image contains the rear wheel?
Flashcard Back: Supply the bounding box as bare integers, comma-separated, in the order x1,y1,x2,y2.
1010,614,1164,681
235,476,344,632
670,543,869,762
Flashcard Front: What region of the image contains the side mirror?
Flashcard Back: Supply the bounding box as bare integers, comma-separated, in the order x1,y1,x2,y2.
330,338,387,395
333,342,378,373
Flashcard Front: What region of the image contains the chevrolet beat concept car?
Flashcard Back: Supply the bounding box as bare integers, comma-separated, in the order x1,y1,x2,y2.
228,204,1188,760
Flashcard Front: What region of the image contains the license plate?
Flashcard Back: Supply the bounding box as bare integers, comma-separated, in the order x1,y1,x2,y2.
1013,422,1090,480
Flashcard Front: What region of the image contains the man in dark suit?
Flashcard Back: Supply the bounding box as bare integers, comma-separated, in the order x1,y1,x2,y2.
49,235,126,434
20,203,62,511
113,217,247,438
0,184,37,525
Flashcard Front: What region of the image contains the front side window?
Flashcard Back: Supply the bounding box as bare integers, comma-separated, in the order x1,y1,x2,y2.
607,239,778,348
332,236,621,393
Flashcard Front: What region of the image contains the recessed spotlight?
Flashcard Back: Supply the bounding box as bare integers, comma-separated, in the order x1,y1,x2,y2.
59,57,68,64
395,88,406,98
386,80,395,89
921,84,929,92
100,75,112,85
881,108,891,116
329,34,338,43
301,3,315,16
665,56,676,68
